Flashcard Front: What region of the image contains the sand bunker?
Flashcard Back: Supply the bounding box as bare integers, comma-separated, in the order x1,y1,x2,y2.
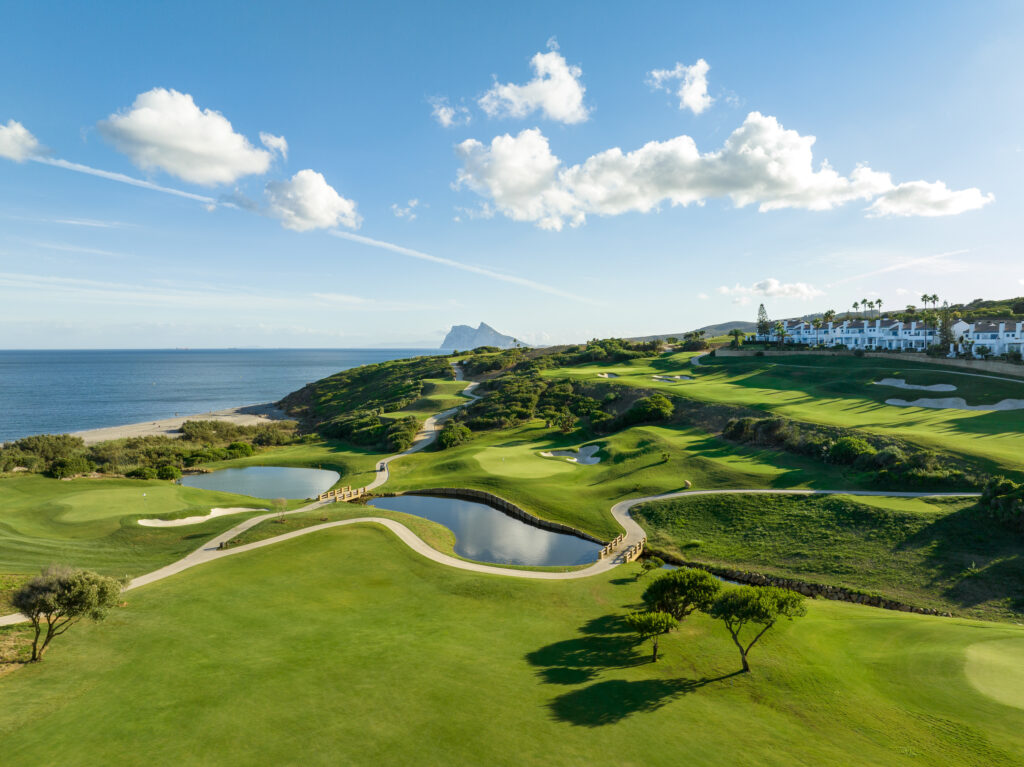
652,375,693,382
597,372,618,378
885,397,1024,412
138,507,266,527
873,378,957,392
539,444,603,465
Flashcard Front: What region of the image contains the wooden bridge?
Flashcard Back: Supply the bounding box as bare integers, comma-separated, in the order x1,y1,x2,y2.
318,486,366,503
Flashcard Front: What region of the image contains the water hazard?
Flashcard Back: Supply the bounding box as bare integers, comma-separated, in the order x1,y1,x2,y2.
368,494,602,567
179,466,340,500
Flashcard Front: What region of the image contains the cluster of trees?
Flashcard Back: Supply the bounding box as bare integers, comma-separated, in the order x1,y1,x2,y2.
459,347,526,376
0,420,297,478
679,331,709,351
438,421,472,450
458,369,676,436
626,567,806,671
977,476,1024,531
722,415,984,489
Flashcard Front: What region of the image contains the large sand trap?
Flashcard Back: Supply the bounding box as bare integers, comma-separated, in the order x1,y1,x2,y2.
886,397,1024,411
138,507,266,527
597,372,618,378
539,444,603,465
873,378,957,392
652,375,693,382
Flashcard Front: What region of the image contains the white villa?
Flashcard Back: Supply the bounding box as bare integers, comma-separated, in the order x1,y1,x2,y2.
754,318,1024,357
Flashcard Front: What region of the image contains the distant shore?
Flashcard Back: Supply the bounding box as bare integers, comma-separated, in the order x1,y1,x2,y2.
69,403,291,445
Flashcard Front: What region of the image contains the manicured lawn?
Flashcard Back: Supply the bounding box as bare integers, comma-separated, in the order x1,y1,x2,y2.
386,420,868,540
0,525,1021,765
635,493,1024,621
547,352,1024,478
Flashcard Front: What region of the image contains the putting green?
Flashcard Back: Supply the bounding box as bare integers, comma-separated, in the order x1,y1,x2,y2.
965,638,1024,710
474,446,577,478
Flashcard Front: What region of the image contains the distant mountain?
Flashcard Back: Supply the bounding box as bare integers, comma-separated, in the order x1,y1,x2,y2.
440,322,520,350
629,320,756,343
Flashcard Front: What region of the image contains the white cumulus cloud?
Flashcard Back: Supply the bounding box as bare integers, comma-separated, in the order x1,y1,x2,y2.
265,169,361,232
98,88,272,185
479,48,589,124
455,112,991,229
0,119,42,161
647,58,714,115
259,132,288,160
718,279,824,301
866,180,993,217
430,97,471,127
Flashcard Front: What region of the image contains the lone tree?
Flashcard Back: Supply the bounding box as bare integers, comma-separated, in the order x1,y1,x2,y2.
756,304,771,339
642,567,721,621
624,611,678,662
709,585,807,672
12,566,123,662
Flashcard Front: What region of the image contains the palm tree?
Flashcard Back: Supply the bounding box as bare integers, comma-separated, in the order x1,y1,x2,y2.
728,328,745,348
823,309,836,323
812,317,823,347
772,320,786,349
861,298,869,317
876,298,884,318
921,293,931,312
852,301,860,319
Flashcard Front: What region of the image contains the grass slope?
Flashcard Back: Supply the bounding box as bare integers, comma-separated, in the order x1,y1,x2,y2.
635,493,1023,621
1,526,1022,766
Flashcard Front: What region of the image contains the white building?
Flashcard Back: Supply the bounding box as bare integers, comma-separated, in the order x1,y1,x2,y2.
956,320,1024,357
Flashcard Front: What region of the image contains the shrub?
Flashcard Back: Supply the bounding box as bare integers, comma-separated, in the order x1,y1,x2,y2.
126,466,158,479
50,456,95,478
873,445,906,468
227,441,255,457
157,465,182,480
621,394,674,426
853,348,865,357
438,422,472,450
829,436,876,465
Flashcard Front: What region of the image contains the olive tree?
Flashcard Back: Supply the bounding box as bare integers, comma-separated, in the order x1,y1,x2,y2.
642,567,722,620
709,585,807,672
12,566,123,662
624,611,678,662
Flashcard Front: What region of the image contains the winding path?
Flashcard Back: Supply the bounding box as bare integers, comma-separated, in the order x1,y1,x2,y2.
0,362,981,626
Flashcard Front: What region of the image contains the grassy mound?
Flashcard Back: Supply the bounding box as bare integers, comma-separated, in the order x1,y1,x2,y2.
635,493,1024,621
1,526,1022,765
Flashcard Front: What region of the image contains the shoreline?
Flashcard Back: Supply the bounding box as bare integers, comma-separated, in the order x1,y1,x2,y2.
67,403,291,445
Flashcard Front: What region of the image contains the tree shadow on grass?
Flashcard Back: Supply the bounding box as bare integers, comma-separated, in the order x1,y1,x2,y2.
526,614,641,685
547,674,741,727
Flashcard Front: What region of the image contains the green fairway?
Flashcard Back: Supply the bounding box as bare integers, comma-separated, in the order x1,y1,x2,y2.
385,421,857,540
0,474,277,577
1,526,1022,766
635,493,1023,621
965,638,1024,711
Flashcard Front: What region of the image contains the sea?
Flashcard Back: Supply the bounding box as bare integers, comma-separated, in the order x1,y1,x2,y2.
0,349,436,443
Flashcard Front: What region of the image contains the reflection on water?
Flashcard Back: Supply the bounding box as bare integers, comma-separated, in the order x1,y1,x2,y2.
368,494,601,567
180,466,340,500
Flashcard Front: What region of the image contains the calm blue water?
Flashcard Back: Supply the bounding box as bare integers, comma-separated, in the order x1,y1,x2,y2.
368,495,602,567
179,466,340,500
0,348,435,442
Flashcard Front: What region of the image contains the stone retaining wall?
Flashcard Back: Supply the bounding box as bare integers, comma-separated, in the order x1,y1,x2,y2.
647,547,953,617
374,487,607,545
715,348,1024,378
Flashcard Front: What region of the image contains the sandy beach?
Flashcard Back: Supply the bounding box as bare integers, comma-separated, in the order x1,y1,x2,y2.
70,403,291,445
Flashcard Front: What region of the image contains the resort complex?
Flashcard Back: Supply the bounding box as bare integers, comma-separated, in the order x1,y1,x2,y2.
755,317,1024,357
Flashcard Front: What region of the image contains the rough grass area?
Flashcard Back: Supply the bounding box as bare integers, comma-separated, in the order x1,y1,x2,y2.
635,493,1024,621
0,526,1021,765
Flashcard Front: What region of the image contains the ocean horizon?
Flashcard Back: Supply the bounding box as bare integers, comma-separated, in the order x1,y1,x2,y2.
0,348,438,442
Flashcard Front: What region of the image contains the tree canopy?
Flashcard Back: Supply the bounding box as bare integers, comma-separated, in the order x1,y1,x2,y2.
624,611,678,662
642,567,722,619
709,585,807,672
12,566,123,662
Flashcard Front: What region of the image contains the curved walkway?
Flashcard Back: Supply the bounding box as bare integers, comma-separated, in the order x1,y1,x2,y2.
0,362,981,625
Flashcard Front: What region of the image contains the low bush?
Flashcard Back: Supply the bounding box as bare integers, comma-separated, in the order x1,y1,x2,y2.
126,466,158,479
157,465,182,480
50,455,95,478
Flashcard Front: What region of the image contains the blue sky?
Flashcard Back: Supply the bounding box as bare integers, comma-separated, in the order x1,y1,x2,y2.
1,1,1021,348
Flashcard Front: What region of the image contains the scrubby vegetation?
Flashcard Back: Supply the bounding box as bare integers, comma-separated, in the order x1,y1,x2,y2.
721,414,984,489
977,476,1024,531
278,355,452,450
0,420,297,478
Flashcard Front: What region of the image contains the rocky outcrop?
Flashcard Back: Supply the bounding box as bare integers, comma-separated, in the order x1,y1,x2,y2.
441,322,519,350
